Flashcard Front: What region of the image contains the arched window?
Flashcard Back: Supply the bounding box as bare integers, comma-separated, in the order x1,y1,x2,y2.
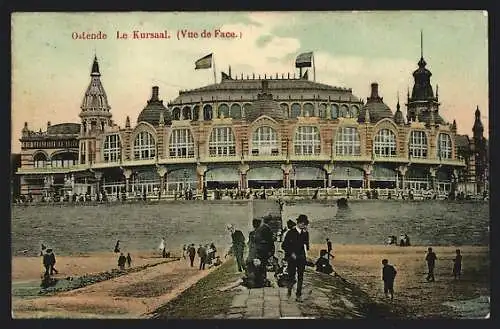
203,105,213,120
409,131,428,158
193,105,200,121
280,103,289,117
438,133,452,159
350,105,359,118
103,134,121,162
303,103,314,117
319,103,328,119
294,126,320,156
133,131,156,160
339,105,349,118
335,127,361,156
209,127,236,157
230,104,242,119
331,104,339,119
79,141,86,164
182,106,192,120
374,129,396,157
172,107,181,120
243,103,252,118
218,104,229,118
33,153,47,168
252,126,279,156
290,103,301,118
169,129,195,158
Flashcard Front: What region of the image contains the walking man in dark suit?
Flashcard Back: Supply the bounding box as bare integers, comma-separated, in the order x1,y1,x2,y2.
326,238,333,259
282,214,310,302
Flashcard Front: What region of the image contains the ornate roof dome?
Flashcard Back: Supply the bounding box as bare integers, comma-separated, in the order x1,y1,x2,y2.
137,86,171,126
245,80,286,122
358,83,393,123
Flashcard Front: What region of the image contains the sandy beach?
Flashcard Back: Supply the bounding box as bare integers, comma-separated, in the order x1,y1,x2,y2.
11,244,489,318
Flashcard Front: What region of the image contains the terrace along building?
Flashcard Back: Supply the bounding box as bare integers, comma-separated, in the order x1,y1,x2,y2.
18,52,473,200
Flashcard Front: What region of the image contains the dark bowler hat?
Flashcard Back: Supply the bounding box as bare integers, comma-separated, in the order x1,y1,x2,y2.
46,249,53,253
286,219,296,229
297,214,309,225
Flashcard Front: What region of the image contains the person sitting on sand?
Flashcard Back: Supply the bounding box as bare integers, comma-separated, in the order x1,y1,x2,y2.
382,259,397,300
126,253,132,268
118,253,127,270
452,249,462,280
315,250,334,275
212,256,222,267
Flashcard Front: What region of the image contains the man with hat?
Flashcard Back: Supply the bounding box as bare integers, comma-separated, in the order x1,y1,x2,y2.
227,224,246,272
281,214,310,302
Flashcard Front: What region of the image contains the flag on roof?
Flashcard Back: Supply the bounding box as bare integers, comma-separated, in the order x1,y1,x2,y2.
295,52,313,68
195,53,213,70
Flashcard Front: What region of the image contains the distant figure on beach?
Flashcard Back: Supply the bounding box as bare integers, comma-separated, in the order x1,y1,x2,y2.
182,244,187,260
326,238,333,259
382,259,397,300
114,240,120,253
118,253,126,270
197,244,207,270
453,249,462,280
42,249,52,276
399,234,405,247
212,256,222,267
227,224,246,272
315,250,334,274
208,243,217,262
282,214,310,302
40,243,47,256
126,253,132,268
187,244,196,267
425,247,437,282
159,238,166,258
386,235,397,245
46,249,58,275
404,234,411,246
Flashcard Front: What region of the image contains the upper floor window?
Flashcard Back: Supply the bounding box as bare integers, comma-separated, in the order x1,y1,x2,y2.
438,133,452,159
133,131,156,160
335,127,361,156
409,130,428,158
169,129,195,158
252,126,279,156
294,126,320,156
209,127,236,157
103,134,121,162
374,129,396,157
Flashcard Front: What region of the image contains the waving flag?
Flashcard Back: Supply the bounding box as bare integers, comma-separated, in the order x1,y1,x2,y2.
295,52,313,68
195,53,213,70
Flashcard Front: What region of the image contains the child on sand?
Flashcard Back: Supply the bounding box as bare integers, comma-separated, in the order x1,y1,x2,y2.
382,259,397,300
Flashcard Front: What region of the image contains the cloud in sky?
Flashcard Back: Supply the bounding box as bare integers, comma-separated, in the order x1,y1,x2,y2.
11,11,488,153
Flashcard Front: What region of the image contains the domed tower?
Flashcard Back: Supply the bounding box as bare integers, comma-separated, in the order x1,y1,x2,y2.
406,31,444,125
78,56,112,165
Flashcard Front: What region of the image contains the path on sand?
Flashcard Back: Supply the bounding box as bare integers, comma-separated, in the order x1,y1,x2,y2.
13,258,217,318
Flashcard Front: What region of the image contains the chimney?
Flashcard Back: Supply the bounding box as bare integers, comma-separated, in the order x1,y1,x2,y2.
151,86,159,101
370,83,379,99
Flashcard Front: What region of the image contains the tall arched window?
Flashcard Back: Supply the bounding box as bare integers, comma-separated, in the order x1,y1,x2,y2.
252,126,279,156
243,103,252,118
303,103,314,117
203,105,213,120
335,127,361,156
33,152,47,168
409,131,428,158
133,131,156,160
172,107,181,120
218,104,229,118
280,103,289,117
103,134,121,162
339,105,349,118
294,126,320,156
438,133,452,159
350,105,359,118
331,104,339,119
290,103,301,118
319,103,328,119
230,104,242,119
193,105,200,121
209,127,236,157
182,106,192,120
374,129,396,157
169,129,195,158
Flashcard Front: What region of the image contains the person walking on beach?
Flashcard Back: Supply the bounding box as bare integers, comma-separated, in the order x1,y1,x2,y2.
40,243,47,256
182,244,187,260
126,253,132,268
382,259,397,300
114,240,120,253
187,244,196,267
326,238,333,259
42,249,51,277
118,253,127,270
227,224,246,272
197,244,207,270
159,238,166,258
282,214,310,302
452,249,462,280
426,247,437,282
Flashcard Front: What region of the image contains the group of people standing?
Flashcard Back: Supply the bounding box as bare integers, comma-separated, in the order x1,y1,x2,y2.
183,242,221,270
114,240,132,270
40,244,58,277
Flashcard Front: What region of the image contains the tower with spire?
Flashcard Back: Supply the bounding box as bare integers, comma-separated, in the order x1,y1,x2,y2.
473,106,487,193
406,31,444,125
78,56,113,164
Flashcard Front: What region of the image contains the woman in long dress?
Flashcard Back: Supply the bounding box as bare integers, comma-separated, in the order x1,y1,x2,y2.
158,238,166,257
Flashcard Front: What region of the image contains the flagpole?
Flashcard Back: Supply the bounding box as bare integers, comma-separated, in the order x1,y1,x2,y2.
313,53,316,82
213,54,217,84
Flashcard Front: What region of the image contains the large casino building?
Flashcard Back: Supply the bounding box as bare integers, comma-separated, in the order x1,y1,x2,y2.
16,51,488,200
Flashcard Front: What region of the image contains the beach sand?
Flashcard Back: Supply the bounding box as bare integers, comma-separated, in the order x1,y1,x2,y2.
309,244,490,318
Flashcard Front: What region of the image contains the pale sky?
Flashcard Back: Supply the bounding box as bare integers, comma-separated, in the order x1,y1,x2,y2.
11,11,489,153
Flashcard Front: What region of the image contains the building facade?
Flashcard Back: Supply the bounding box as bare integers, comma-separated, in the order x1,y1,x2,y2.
17,52,476,200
